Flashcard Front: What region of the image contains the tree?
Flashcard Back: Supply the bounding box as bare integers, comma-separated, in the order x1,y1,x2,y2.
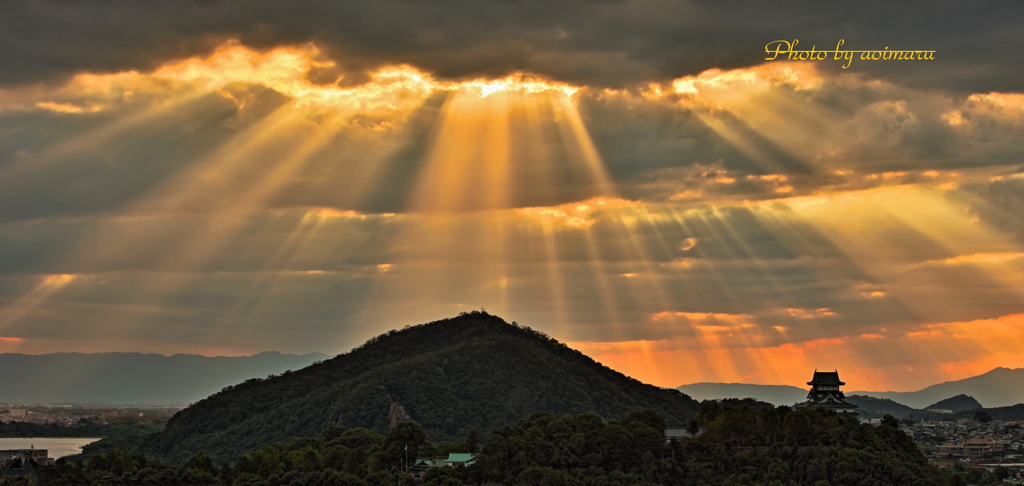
464,430,479,454
185,450,216,474
252,446,284,477
287,446,323,472
381,421,427,470
973,411,993,423
881,414,900,429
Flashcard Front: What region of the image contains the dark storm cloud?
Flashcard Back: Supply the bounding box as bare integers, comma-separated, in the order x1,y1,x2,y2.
577,81,1024,203
3,0,1022,92
0,92,267,223
954,177,1024,244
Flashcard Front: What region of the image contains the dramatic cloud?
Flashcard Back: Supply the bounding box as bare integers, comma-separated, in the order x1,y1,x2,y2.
1,9,1023,392
2,1,1023,91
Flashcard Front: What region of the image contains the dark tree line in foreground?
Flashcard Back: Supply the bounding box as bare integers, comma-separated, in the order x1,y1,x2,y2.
2,404,970,486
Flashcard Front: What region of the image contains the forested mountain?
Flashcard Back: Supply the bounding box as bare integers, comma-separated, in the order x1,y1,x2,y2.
844,395,946,420
0,351,326,404
844,395,916,415
140,312,701,463
924,394,983,412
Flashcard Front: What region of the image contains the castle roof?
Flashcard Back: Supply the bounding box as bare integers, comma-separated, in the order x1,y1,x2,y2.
794,394,859,413
807,371,845,386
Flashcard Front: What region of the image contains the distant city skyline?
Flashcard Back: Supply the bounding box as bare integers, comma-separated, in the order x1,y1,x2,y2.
2,2,1023,392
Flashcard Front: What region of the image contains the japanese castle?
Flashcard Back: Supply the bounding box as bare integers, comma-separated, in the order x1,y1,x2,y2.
794,370,859,414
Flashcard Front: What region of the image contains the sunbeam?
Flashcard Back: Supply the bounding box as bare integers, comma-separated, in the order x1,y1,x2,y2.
0,274,76,330
3,38,1023,394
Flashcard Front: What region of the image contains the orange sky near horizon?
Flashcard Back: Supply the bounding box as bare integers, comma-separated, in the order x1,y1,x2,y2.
569,313,1024,392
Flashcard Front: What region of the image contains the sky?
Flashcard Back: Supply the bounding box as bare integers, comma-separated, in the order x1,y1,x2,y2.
1,0,1024,392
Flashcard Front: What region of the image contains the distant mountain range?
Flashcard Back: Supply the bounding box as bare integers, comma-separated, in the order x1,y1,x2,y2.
850,368,1024,408
678,367,1024,410
0,351,328,405
675,382,808,406
843,395,922,419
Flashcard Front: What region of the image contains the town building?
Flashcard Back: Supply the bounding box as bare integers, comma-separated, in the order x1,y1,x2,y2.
793,370,858,414
964,437,1006,458
935,438,1005,458
409,453,478,479
937,442,963,457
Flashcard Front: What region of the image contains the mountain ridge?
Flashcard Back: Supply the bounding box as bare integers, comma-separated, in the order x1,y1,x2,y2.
676,382,808,406
850,367,1024,408
140,312,702,463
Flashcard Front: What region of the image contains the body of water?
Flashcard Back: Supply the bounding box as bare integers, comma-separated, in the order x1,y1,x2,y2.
0,438,101,459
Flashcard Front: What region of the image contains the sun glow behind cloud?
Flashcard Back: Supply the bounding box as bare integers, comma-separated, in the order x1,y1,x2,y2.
2,40,1024,393
20,41,588,120
153,42,438,114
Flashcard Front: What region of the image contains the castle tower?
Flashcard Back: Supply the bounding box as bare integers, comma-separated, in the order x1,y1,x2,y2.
794,370,858,414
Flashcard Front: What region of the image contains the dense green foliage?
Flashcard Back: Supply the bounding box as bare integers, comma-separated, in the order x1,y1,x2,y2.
963,465,1010,486
141,312,700,463
465,405,956,485
34,424,420,486
29,406,960,486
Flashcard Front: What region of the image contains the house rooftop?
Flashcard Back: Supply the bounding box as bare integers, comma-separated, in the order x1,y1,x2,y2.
446,453,475,463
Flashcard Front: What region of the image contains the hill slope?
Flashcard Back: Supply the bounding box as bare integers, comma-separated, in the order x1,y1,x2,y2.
141,312,701,462
0,351,327,404
923,394,983,412
676,382,808,406
851,367,1024,408
844,395,950,420
844,395,918,418
951,403,1024,421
